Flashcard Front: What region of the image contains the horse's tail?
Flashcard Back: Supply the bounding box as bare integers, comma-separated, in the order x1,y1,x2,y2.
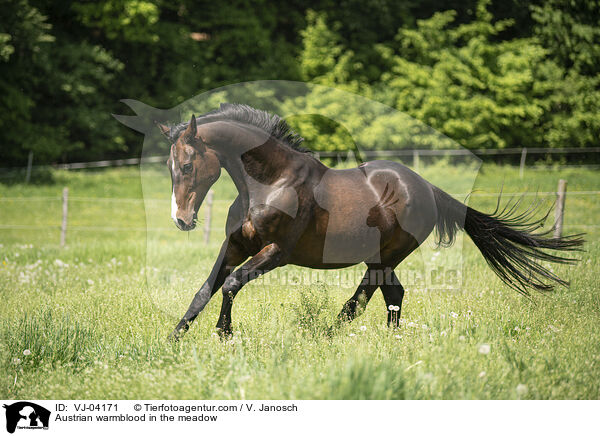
431,185,584,295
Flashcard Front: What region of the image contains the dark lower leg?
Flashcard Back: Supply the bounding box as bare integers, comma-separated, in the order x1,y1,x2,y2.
171,269,228,336
337,268,382,323
380,271,405,327
215,277,239,336
169,240,245,341
215,243,282,336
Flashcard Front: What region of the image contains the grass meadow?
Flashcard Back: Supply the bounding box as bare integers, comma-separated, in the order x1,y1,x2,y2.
0,160,599,399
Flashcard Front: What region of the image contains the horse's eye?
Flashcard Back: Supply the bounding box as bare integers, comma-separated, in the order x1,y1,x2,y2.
183,163,193,174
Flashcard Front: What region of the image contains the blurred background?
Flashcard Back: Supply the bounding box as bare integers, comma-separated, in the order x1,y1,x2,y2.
0,0,599,168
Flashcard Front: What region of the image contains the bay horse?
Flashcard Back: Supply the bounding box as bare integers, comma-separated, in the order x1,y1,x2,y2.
158,103,583,340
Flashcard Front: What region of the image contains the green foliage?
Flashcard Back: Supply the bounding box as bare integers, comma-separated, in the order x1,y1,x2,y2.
298,0,600,152
1,0,599,165
291,283,333,335
531,0,600,76
73,0,160,43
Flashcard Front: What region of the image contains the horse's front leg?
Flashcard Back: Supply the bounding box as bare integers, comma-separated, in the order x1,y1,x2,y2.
216,243,283,337
169,239,246,341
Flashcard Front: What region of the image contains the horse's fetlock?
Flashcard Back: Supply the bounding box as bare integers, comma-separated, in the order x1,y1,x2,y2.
222,276,241,294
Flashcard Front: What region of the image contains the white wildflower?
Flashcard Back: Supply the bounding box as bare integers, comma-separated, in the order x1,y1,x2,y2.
516,384,528,396
360,325,367,332
478,371,486,378
349,333,356,337
478,344,490,355
23,349,31,356
450,312,459,318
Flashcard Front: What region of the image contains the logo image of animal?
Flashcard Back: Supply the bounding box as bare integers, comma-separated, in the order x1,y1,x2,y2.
3,402,50,433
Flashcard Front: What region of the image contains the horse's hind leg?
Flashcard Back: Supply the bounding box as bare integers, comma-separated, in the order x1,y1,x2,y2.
337,267,389,323
380,271,405,328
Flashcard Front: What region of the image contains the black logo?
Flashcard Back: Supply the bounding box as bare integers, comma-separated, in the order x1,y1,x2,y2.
3,402,50,433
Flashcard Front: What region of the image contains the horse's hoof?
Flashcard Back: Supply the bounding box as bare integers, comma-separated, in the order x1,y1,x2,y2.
167,331,181,343
216,327,232,340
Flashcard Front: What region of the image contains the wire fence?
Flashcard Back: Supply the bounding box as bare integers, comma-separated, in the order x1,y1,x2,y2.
1,187,599,248
2,148,599,245
2,146,600,177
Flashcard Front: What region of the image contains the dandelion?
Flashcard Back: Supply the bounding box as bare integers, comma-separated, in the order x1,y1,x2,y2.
478,371,486,378
478,344,491,355
23,349,31,356
516,384,528,396
360,325,367,332
450,312,459,319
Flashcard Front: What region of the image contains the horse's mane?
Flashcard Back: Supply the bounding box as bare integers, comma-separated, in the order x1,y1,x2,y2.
166,103,309,153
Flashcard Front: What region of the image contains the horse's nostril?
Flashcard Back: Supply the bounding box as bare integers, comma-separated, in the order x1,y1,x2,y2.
177,218,187,229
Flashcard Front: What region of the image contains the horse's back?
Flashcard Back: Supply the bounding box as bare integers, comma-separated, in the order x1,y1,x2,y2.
290,159,437,266
317,160,437,241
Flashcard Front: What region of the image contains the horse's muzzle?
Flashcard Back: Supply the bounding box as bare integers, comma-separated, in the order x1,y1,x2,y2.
175,211,197,231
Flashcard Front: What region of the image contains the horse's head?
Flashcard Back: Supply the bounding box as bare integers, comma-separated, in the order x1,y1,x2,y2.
160,114,221,231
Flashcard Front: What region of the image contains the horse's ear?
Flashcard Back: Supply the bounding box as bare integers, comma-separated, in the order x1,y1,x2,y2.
156,122,171,141
185,114,206,153
185,114,197,139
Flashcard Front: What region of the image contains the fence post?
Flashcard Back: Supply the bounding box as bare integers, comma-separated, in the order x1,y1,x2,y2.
204,190,213,244
25,151,33,184
60,187,69,247
519,148,527,179
413,150,420,173
554,179,566,238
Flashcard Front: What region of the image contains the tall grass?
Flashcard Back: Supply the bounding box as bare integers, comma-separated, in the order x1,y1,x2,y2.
0,163,598,399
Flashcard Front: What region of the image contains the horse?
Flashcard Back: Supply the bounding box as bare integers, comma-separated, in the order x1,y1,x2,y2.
158,103,583,340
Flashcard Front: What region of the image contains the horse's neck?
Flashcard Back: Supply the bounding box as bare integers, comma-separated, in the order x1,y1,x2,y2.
204,121,301,212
